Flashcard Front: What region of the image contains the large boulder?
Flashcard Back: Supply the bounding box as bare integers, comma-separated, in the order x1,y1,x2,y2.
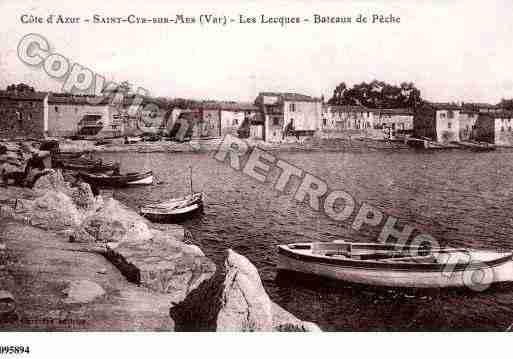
29,190,83,229
32,169,69,193
72,198,152,243
169,249,321,332
8,171,101,230
106,232,216,303
33,170,101,212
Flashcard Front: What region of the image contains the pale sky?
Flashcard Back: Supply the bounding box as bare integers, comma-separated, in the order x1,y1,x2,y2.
1,0,512,104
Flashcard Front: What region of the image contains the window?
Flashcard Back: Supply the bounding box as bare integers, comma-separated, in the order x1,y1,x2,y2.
447,122,452,129
233,118,238,125
447,110,454,119
55,106,59,113
323,117,327,126
289,103,296,112
440,112,446,119
273,117,280,126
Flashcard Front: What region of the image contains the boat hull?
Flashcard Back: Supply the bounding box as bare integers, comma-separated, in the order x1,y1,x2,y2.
80,171,153,187
140,193,203,223
278,245,513,289
57,158,120,173
141,202,203,223
126,174,154,185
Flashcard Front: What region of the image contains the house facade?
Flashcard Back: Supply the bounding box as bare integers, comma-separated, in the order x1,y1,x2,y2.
321,105,373,131
208,102,259,137
414,103,461,143
255,92,321,142
0,87,48,139
458,103,503,141
474,112,513,145
164,102,258,139
372,108,414,133
458,110,478,141
47,94,115,138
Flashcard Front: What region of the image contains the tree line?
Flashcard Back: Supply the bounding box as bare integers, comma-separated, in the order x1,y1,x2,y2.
328,80,422,109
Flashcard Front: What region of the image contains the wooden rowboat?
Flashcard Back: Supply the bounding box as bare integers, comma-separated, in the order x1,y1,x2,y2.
277,241,513,289
140,192,203,223
52,151,87,160
56,158,120,173
80,170,154,187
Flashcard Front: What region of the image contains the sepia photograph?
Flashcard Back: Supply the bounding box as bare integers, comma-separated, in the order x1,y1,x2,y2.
0,0,513,355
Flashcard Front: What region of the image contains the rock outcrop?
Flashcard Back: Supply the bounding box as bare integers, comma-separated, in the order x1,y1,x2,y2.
63,280,106,304
72,198,152,243
32,169,70,193
2,161,319,332
0,142,30,185
30,190,83,228
169,249,321,332
11,170,102,230
106,234,216,303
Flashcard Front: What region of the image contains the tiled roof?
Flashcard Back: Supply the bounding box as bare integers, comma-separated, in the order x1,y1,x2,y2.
372,108,413,115
426,102,461,110
479,111,513,119
324,104,368,113
462,102,498,109
48,93,166,107
48,93,110,105
201,101,258,111
0,91,47,101
257,92,321,103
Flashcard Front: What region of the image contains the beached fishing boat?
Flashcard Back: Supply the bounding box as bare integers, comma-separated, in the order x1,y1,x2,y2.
277,241,513,288
406,138,449,149
140,192,203,222
79,170,154,187
55,157,120,173
458,141,496,152
52,151,87,161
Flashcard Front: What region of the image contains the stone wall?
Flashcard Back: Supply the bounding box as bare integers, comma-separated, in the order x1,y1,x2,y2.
0,98,46,139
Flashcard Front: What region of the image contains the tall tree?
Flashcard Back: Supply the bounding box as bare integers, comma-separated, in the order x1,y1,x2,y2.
328,80,422,108
498,99,513,111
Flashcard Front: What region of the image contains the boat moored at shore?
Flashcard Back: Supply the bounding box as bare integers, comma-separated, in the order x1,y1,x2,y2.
277,241,513,289
79,170,154,187
140,192,203,222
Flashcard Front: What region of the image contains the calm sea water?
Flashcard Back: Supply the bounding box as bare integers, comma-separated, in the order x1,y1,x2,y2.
96,146,513,331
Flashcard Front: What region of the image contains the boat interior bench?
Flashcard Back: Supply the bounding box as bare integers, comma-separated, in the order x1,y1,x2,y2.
310,242,436,262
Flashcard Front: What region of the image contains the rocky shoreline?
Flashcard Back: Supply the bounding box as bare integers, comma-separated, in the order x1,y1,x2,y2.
0,169,320,331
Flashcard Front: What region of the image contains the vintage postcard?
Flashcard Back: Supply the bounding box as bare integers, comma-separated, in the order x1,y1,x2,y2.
0,0,512,355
